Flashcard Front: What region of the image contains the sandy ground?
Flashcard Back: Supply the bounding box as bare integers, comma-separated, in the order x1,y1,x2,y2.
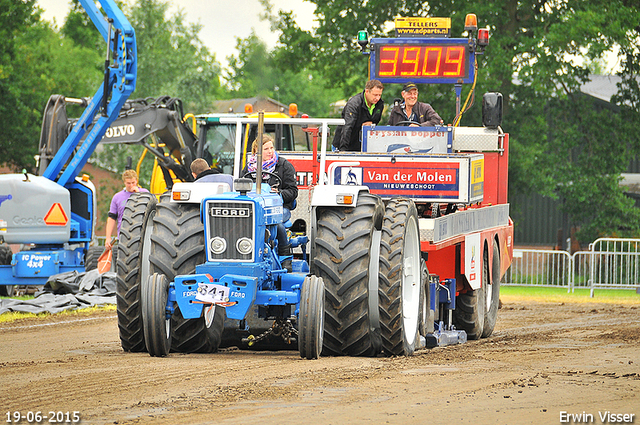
1,300,639,425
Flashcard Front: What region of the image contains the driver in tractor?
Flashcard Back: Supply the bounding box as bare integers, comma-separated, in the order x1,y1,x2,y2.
388,82,443,127
241,134,298,271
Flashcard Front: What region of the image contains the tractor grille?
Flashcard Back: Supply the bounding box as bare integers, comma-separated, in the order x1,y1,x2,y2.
205,200,254,262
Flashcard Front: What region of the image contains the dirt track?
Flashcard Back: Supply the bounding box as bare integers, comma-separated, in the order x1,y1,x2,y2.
1,300,639,425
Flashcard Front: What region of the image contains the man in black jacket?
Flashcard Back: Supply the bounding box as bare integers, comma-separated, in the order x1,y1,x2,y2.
388,82,443,127
332,79,384,151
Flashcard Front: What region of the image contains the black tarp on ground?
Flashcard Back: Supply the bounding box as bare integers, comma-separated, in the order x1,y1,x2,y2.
0,270,116,315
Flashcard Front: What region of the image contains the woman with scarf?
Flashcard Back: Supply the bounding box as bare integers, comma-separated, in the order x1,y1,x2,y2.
241,134,298,271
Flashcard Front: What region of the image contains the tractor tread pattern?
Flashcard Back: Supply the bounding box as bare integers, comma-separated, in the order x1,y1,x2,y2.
312,193,383,357
378,199,418,356
149,201,223,353
115,192,157,352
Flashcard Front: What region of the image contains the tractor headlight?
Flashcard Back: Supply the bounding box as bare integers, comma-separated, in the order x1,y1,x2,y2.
210,237,227,255
236,237,253,255
234,178,253,194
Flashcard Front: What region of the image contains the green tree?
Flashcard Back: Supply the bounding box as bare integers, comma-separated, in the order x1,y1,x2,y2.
266,0,640,242
224,31,343,117
92,0,226,180
0,0,38,169
0,1,102,170
127,0,222,112
62,0,102,52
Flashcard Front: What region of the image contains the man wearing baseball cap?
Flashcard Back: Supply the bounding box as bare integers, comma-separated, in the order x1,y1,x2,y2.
388,82,443,127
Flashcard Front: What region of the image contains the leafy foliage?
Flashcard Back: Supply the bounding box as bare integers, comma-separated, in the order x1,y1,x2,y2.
126,0,222,112
224,31,342,116
0,1,101,170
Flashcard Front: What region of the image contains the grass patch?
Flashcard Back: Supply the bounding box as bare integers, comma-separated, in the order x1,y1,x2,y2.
0,303,116,324
501,285,640,304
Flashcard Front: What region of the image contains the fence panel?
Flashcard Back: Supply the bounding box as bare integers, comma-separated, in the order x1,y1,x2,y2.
504,249,572,290
504,239,640,297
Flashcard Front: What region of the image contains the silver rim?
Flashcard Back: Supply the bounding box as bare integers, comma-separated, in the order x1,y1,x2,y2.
402,214,421,341
205,304,216,328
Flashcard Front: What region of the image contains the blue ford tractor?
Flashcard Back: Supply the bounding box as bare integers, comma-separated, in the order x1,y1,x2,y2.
140,151,325,359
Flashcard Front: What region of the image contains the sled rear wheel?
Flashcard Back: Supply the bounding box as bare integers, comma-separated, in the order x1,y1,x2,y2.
482,242,501,337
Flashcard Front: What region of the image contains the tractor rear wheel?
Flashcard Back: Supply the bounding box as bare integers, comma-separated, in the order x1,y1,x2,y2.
0,245,14,297
142,273,172,357
115,192,157,352
84,246,103,271
482,242,501,337
311,192,384,356
453,246,487,340
149,200,224,353
378,199,422,356
298,275,325,360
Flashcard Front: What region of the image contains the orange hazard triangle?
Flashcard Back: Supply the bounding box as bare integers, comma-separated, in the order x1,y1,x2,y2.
44,203,68,226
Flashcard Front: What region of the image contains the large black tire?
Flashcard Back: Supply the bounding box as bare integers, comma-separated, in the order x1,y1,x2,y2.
0,245,15,297
378,199,422,356
299,275,325,360
84,246,103,271
115,192,157,352
142,273,172,357
453,246,487,340
149,200,224,353
482,242,501,337
311,192,384,357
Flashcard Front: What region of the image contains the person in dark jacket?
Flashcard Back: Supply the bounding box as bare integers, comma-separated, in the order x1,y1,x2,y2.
241,135,298,271
332,79,385,151
388,82,443,127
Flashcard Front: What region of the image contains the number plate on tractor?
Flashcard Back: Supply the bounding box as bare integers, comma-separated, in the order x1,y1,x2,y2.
195,283,230,304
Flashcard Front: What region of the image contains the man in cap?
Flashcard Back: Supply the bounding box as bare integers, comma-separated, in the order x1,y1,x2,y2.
388,82,443,127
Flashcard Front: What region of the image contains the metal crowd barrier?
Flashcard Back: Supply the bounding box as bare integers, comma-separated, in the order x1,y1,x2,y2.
504,238,640,297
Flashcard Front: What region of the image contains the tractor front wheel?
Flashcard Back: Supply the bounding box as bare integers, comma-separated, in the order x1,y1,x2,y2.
142,273,172,357
299,275,325,360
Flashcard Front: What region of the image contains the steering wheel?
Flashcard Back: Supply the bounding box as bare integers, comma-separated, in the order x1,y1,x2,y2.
394,120,421,127
243,171,282,190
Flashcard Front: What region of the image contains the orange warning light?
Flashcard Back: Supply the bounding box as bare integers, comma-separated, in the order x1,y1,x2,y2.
44,203,69,226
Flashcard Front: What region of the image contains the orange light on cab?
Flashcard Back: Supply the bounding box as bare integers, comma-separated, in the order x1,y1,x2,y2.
464,13,477,32
289,103,298,117
244,103,253,113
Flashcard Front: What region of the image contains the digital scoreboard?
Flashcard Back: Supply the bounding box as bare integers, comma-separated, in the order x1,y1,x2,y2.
370,38,474,85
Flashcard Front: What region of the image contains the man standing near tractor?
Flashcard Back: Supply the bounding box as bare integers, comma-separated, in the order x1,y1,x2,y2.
105,170,148,250
332,79,385,152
